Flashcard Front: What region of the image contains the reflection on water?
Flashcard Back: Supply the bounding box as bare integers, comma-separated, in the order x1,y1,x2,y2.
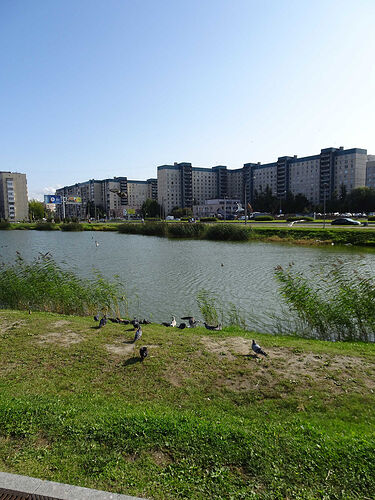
0,231,374,333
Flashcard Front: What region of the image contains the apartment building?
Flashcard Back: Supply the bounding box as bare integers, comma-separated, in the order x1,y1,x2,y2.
55,176,157,219
157,163,244,215
245,147,368,205
366,155,375,189
0,171,28,221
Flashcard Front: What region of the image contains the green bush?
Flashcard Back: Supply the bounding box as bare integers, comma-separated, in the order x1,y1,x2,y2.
200,217,217,222
206,223,249,241
118,222,166,236
368,216,375,221
35,222,58,230
167,223,205,238
0,220,11,229
253,215,274,221
60,222,84,231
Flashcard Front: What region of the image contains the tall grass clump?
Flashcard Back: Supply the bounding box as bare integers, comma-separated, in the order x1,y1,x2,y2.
0,220,11,229
167,222,205,238
60,222,84,231
118,222,166,236
0,253,121,316
205,223,249,241
197,289,221,325
34,221,58,230
275,261,375,342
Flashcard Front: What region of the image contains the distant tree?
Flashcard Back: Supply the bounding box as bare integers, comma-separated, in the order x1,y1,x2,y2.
171,207,193,218
254,185,278,213
347,187,375,212
141,198,161,218
28,199,45,220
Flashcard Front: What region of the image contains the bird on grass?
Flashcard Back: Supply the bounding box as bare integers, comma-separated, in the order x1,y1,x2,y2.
251,339,267,357
94,314,100,322
139,346,148,361
98,316,107,329
178,322,186,329
131,317,140,329
181,316,199,328
204,322,222,331
133,325,142,343
161,316,176,327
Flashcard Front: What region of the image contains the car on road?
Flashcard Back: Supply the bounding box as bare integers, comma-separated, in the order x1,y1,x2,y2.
331,217,361,226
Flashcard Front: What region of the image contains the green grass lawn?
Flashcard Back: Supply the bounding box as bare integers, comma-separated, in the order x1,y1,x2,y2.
1,310,375,499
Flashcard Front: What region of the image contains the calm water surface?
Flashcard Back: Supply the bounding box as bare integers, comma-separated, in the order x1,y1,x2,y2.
1,231,374,332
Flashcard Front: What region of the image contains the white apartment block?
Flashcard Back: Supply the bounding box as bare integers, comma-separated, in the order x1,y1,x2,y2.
0,171,28,221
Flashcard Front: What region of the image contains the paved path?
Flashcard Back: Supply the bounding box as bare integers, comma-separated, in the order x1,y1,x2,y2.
0,472,145,500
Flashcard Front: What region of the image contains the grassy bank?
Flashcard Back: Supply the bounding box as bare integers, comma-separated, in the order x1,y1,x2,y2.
0,309,374,499
4,221,375,247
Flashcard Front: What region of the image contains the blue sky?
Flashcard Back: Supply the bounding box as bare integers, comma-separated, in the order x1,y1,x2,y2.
1,0,374,199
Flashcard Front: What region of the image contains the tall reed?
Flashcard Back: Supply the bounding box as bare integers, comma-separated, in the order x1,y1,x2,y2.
275,261,375,341
0,253,121,316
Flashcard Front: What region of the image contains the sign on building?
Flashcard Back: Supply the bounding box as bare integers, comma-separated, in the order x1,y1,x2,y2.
44,195,62,204
66,196,82,203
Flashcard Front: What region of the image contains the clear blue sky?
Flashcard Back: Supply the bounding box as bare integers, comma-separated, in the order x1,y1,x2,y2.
1,0,374,200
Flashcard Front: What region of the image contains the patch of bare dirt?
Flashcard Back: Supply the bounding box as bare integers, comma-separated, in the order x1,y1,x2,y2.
0,320,26,333
105,340,160,357
150,450,173,466
36,331,83,346
201,336,375,394
52,320,71,327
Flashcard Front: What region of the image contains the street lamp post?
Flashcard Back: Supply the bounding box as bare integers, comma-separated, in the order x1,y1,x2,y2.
279,190,286,215
323,183,328,228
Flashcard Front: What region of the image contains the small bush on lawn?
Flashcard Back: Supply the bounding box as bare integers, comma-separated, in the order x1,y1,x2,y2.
60,222,84,231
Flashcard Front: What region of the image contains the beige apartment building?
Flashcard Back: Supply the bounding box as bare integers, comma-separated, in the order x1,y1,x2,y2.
0,171,28,221
55,177,157,219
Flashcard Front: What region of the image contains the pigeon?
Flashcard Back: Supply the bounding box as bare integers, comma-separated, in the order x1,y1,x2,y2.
181,316,199,328
141,319,151,325
178,322,186,329
131,317,140,329
108,317,120,323
139,346,148,361
133,326,142,343
94,314,100,322
98,316,107,329
204,322,222,331
251,339,267,357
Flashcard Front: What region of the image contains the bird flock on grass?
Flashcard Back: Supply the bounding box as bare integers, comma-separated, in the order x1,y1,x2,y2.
93,313,268,362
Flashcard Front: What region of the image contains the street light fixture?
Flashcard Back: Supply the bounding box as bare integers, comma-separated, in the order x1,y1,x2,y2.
323,183,328,228
279,190,286,215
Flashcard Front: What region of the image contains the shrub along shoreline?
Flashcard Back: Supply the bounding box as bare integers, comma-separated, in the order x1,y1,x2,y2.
3,221,375,247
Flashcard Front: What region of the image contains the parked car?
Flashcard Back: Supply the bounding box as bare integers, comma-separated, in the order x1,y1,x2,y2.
331,218,361,226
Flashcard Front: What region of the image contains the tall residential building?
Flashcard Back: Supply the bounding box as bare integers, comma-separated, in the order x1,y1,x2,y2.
366,155,375,189
157,163,243,215
158,147,367,215
244,147,368,205
55,176,157,219
0,171,28,221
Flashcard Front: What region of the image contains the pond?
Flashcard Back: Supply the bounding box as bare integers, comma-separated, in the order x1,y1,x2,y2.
1,231,374,332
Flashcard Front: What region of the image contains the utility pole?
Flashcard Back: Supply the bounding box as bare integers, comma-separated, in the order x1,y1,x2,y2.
244,187,247,226
323,183,328,228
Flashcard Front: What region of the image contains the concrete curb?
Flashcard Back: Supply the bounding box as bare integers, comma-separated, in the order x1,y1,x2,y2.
0,471,145,499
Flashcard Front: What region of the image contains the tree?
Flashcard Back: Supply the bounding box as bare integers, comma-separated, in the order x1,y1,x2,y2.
347,187,375,212
28,200,45,220
171,207,193,218
254,185,278,213
141,198,161,218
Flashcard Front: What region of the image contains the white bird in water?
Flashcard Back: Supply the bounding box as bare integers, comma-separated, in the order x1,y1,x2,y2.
251,339,267,357
95,241,99,247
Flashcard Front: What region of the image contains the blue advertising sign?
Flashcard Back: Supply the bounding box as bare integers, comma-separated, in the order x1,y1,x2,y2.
44,195,62,204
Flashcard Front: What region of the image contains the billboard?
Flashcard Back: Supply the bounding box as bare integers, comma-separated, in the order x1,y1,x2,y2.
44,195,62,204
66,196,82,203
